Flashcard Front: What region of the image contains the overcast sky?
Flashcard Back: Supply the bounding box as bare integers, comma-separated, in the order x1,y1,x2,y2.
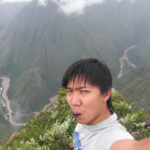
0,0,106,15
1,0,134,15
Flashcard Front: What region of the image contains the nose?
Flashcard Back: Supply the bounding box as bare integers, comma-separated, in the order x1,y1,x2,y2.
70,92,81,106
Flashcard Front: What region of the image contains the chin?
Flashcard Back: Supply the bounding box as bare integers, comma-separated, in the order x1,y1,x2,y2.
77,120,88,125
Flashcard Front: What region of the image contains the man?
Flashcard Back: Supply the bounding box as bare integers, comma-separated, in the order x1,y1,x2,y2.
62,58,150,150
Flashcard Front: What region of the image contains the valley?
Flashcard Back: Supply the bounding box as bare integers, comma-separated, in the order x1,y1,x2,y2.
0,77,26,126
0,76,58,127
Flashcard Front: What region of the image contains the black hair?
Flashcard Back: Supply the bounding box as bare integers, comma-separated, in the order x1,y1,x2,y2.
62,58,114,113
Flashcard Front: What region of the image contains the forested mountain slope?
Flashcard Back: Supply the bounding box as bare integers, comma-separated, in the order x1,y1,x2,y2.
0,114,12,144
128,40,150,67
114,65,150,113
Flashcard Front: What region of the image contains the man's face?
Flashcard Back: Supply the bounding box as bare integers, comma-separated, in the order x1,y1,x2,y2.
66,78,111,125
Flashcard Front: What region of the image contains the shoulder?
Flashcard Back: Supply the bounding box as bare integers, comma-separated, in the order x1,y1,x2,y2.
100,125,134,141
110,139,137,150
98,126,134,149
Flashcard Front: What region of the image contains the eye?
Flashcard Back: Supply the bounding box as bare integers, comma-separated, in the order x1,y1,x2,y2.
66,89,73,95
80,90,89,94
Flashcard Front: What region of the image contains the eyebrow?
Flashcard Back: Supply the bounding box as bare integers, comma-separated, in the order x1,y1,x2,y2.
66,86,87,90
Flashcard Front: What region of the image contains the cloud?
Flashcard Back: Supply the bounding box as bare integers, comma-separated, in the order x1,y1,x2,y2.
1,0,136,14
38,0,47,6
117,0,135,3
1,0,47,6
53,0,106,15
53,0,137,15
0,0,32,3
1,0,48,6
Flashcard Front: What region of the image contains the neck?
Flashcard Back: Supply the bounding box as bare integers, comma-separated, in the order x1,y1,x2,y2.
88,106,111,126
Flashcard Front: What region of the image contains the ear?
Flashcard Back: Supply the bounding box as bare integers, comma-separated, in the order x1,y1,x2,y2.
103,89,111,102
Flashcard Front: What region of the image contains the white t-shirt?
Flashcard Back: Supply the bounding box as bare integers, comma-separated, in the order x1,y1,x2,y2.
73,113,134,150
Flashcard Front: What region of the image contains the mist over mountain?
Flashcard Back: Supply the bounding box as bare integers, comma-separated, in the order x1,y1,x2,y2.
0,2,28,31
0,0,150,127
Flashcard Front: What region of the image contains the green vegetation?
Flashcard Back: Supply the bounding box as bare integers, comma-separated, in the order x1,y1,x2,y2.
112,91,150,139
1,88,76,150
1,89,150,149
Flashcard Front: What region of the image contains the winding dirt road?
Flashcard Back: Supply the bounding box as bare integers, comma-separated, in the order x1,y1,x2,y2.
118,45,137,79
43,95,58,111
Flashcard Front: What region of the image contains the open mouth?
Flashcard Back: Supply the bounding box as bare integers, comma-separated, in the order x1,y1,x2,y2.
72,113,81,118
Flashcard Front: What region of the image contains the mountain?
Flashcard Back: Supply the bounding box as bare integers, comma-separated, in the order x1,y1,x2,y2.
0,0,150,127
114,65,150,113
0,0,130,113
